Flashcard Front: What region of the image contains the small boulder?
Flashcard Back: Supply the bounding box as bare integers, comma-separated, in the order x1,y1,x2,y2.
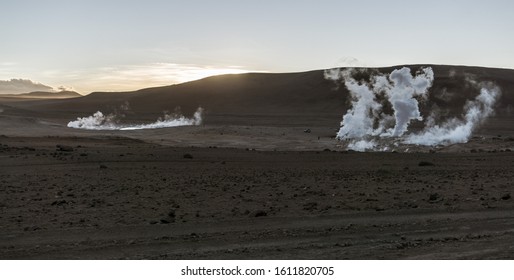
56,145,74,152
429,193,440,201
168,209,176,219
252,210,267,217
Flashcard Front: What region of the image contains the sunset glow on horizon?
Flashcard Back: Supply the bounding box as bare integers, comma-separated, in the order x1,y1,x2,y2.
1,0,513,94
52,63,262,94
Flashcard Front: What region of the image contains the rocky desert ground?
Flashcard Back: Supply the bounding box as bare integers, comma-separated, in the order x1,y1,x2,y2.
1,65,514,259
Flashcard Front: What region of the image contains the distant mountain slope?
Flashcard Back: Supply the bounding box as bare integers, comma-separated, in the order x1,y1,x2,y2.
8,65,514,118
17,90,82,98
0,91,82,99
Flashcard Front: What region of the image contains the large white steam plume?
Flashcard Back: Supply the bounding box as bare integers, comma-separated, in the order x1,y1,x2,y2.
386,67,434,137
325,67,501,151
335,69,383,139
405,84,500,145
68,107,204,130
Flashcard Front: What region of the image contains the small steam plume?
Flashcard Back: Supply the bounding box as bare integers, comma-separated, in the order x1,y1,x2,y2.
57,85,74,92
68,107,204,130
67,102,130,130
120,107,203,130
67,111,118,130
325,67,501,151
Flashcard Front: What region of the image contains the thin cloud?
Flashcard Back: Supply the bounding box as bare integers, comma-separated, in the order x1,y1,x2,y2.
0,79,54,95
0,62,17,66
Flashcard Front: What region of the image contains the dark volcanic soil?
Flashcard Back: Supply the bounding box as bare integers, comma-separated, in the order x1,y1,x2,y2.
1,135,514,259
1,65,514,259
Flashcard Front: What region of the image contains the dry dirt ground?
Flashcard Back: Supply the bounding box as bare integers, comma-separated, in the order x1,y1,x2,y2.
2,67,514,259
1,121,514,259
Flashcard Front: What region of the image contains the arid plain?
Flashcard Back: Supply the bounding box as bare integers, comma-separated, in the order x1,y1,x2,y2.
1,65,514,259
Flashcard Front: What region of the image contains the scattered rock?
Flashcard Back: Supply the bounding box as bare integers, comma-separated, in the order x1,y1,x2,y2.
168,209,176,219
418,161,434,167
51,199,68,206
183,153,193,159
303,129,311,133
23,226,42,231
252,210,267,217
404,200,418,208
56,145,74,152
99,164,108,169
429,193,441,201
160,219,171,224
88,198,105,207
303,202,318,211
501,193,511,200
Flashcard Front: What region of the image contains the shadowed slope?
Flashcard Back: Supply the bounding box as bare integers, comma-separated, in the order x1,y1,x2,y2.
3,65,514,120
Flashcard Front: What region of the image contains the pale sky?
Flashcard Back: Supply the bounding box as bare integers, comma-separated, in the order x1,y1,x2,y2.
1,0,513,94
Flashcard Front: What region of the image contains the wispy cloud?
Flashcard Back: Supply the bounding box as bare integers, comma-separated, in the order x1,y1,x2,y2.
0,79,54,95
0,62,17,66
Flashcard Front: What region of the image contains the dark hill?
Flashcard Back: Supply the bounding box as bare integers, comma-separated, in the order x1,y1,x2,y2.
8,65,514,119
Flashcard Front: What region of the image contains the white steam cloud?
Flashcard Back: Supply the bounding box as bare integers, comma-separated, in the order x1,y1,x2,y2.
68,107,204,130
325,67,501,151
330,67,434,140
405,85,500,145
